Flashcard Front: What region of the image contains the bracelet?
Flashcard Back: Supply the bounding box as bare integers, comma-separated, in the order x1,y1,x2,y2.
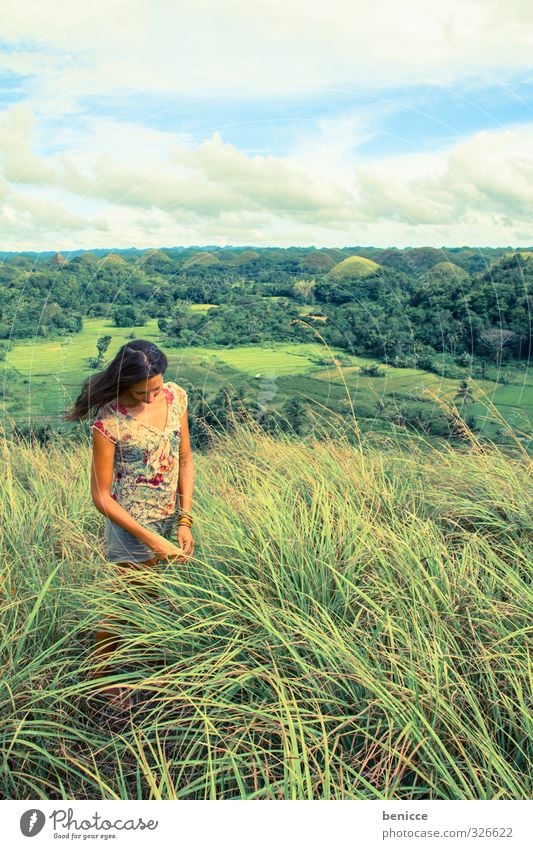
178,510,193,519
178,517,193,527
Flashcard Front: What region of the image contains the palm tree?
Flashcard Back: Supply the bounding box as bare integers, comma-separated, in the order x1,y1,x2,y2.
454,379,475,408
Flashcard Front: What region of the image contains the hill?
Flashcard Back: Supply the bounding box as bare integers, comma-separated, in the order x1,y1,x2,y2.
229,250,261,266
426,261,470,281
327,255,381,280
298,251,337,273
101,252,128,265
182,251,223,268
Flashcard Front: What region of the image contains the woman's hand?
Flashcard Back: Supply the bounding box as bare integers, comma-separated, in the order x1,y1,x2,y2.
149,533,184,562
177,525,194,562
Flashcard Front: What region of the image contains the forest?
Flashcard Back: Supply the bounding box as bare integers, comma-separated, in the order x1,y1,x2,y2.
0,245,531,368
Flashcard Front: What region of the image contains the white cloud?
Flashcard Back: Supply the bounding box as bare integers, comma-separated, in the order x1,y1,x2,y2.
1,98,533,249
353,123,533,226
1,2,533,248
0,185,108,243
0,107,360,223
1,0,533,109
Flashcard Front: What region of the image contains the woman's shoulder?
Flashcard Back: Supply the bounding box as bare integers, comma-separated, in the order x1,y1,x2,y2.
165,380,188,415
93,398,120,422
94,397,116,415
91,399,120,444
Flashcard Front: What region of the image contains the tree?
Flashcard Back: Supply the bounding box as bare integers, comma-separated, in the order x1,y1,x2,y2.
279,398,307,435
359,363,385,377
454,379,475,408
96,335,112,363
478,328,518,363
112,305,147,327
392,406,409,427
293,278,316,304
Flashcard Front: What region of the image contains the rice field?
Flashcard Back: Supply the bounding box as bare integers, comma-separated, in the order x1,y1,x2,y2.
3,318,532,442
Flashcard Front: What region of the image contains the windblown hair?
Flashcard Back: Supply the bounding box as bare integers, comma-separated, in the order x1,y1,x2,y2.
63,339,168,421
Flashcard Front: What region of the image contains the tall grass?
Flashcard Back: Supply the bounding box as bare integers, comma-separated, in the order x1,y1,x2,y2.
0,409,531,800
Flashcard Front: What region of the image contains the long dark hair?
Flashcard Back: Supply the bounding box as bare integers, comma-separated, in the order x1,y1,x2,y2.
64,339,168,421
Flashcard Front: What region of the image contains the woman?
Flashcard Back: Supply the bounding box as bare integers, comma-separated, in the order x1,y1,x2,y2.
65,339,195,709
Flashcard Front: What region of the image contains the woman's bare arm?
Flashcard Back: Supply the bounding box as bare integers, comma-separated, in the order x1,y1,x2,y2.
176,407,194,515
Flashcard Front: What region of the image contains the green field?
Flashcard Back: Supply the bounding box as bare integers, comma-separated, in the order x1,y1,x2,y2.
3,317,532,443
314,363,533,437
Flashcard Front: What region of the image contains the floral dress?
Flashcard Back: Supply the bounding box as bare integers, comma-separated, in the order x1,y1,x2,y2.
91,380,188,527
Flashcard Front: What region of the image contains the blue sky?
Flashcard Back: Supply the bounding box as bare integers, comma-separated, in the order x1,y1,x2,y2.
77,79,533,158
1,0,533,250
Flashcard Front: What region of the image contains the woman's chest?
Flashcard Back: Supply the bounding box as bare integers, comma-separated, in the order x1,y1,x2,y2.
118,391,169,432
114,418,182,466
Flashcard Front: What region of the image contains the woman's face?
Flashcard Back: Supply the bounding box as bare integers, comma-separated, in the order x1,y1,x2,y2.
127,374,164,404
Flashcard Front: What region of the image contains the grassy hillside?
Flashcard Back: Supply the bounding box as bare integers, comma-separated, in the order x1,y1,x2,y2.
182,252,223,268
327,255,381,279
0,416,531,800
426,261,469,280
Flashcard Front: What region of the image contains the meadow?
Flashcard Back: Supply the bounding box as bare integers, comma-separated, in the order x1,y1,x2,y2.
0,409,531,800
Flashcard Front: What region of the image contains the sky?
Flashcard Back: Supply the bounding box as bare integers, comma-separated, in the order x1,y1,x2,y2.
1,0,533,250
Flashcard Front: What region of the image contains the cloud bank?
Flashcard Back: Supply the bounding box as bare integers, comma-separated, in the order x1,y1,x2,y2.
0,1,532,249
